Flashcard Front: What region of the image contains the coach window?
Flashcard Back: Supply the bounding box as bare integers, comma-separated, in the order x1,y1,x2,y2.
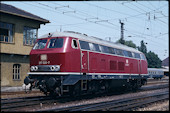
79,40,90,50
72,39,78,49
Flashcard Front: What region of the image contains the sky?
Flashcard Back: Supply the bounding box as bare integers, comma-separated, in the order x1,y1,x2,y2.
2,0,169,61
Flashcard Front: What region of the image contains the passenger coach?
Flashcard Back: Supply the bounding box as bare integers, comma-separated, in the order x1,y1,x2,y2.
148,68,164,79
24,31,148,96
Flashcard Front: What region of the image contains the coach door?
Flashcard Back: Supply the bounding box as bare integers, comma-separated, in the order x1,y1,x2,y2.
81,51,89,74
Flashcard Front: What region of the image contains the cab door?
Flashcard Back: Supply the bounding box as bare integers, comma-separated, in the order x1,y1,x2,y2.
81,51,89,73
139,60,142,74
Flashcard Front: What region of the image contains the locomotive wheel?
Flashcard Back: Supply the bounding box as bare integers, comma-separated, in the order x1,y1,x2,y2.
104,80,111,93
88,81,100,94
49,87,61,97
69,82,81,97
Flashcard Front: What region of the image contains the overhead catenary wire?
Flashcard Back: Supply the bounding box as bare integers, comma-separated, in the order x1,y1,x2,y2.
17,1,168,48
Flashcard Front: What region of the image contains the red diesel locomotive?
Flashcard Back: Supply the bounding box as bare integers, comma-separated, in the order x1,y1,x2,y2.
24,31,148,96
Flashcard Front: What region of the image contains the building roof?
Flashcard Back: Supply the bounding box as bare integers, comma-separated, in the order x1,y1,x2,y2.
39,31,142,54
162,57,169,67
0,3,50,24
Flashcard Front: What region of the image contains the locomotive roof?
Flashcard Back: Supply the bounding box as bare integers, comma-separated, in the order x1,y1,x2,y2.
39,31,142,54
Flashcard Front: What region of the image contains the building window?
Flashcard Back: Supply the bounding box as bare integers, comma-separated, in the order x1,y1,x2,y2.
23,26,37,46
13,64,21,80
0,21,13,43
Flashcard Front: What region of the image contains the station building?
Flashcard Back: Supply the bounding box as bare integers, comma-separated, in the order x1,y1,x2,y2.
0,3,50,86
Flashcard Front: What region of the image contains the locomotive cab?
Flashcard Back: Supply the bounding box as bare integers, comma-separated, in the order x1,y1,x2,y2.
24,35,81,95
29,36,81,73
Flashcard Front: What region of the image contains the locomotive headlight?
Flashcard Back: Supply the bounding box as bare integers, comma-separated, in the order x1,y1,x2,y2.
34,66,38,71
56,65,60,71
31,66,35,71
50,66,56,71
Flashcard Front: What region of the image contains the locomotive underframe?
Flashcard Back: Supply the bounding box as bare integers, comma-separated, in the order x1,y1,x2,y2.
24,73,148,96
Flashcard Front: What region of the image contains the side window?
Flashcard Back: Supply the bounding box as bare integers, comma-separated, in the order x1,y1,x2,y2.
134,53,141,59
99,45,109,53
89,43,100,52
79,40,90,50
141,54,147,60
127,51,133,57
131,52,135,58
123,50,129,57
108,47,115,54
93,43,100,52
115,49,124,56
72,39,78,49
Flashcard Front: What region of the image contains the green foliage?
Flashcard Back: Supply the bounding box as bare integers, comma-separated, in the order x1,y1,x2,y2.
124,40,137,49
116,39,162,68
137,40,147,54
137,40,162,68
145,51,162,68
119,38,125,44
117,39,136,49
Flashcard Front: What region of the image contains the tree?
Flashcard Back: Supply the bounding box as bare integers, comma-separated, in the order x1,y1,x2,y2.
137,40,161,68
119,38,125,45
145,51,162,68
137,40,147,54
124,40,137,49
116,39,136,49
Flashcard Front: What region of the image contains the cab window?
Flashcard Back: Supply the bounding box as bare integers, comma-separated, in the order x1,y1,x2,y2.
47,38,64,48
33,39,47,50
72,39,78,49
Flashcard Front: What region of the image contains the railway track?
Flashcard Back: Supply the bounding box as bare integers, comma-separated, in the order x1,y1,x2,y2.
1,83,169,111
1,90,41,96
41,91,168,111
1,95,50,111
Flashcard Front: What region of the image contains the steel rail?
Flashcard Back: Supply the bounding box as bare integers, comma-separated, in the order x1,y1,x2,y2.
43,91,168,111
1,83,169,111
